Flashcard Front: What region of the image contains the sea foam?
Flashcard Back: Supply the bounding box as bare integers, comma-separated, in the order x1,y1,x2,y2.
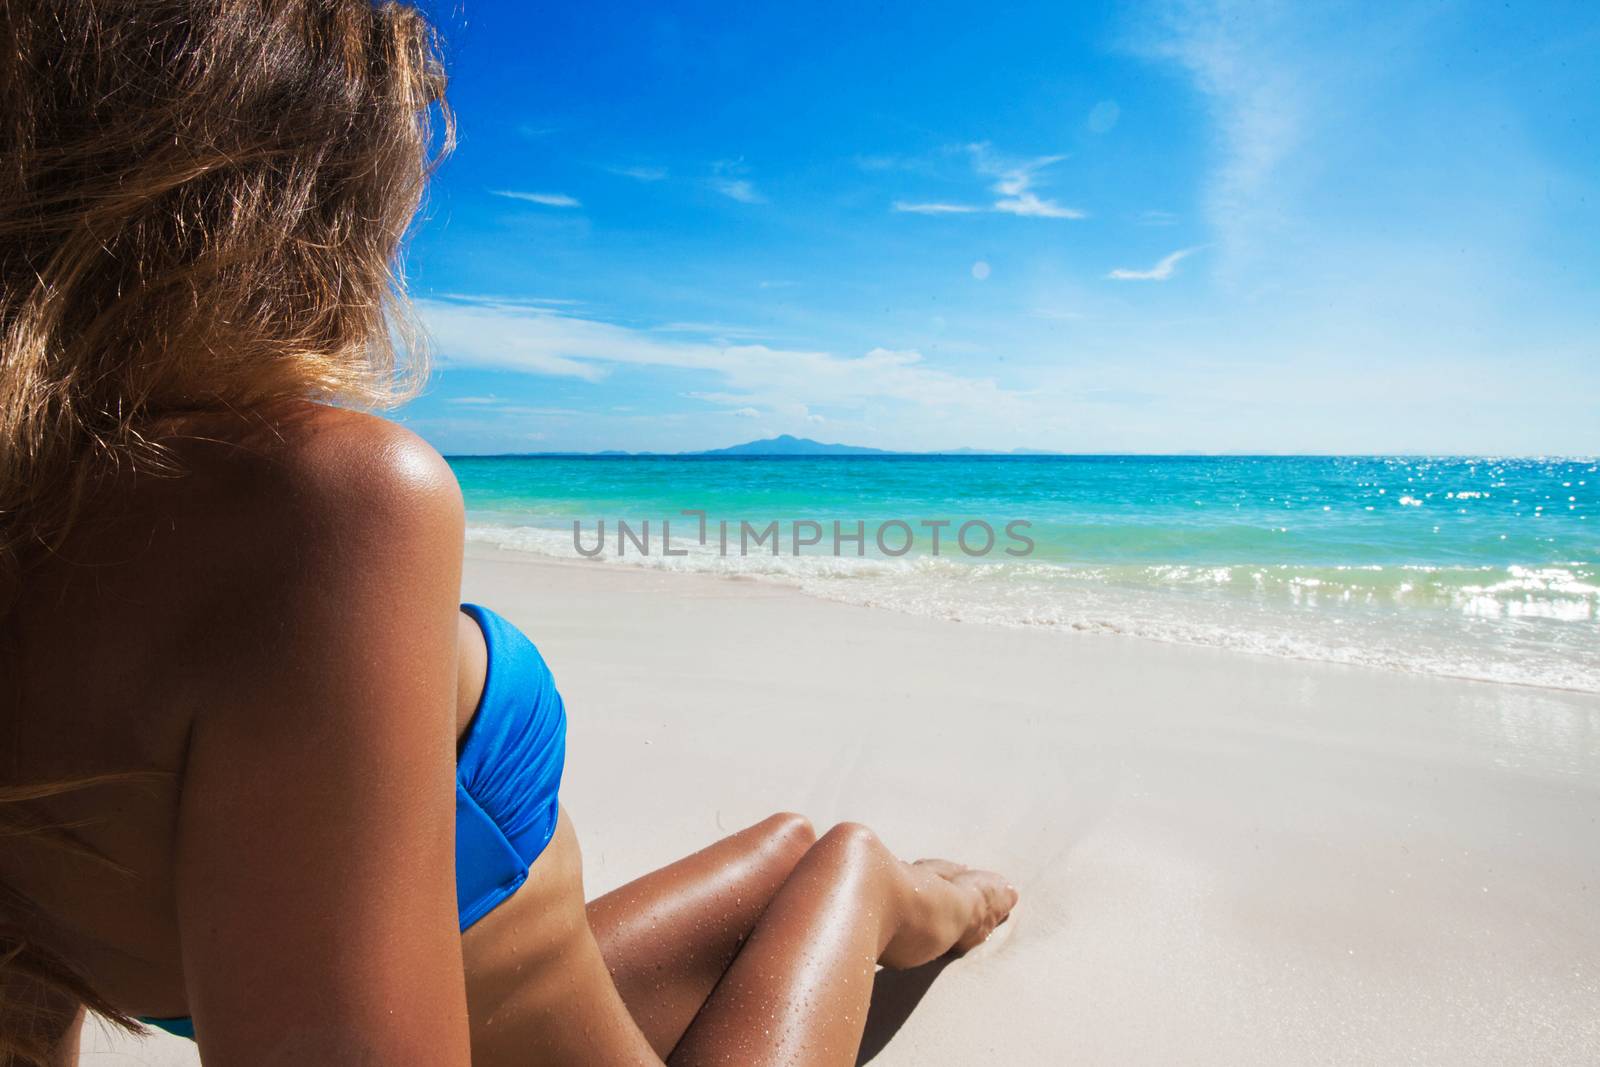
467,522,1600,693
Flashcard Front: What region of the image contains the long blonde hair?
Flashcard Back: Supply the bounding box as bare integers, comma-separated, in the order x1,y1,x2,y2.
0,1,451,1058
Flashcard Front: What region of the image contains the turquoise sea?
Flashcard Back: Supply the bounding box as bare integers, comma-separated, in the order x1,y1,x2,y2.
449,455,1600,693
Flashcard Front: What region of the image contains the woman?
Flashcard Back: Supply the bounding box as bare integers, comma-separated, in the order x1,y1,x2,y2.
0,3,1016,1064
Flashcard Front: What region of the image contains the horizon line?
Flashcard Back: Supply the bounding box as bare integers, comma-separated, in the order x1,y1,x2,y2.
441,450,1600,461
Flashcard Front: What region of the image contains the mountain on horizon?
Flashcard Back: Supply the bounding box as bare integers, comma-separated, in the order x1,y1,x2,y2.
696,435,890,456
693,437,1063,456
449,438,1064,457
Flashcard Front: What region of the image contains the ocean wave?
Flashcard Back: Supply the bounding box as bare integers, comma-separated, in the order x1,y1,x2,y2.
466,523,1600,693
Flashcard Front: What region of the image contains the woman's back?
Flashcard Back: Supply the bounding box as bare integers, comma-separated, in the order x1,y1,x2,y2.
0,404,471,1033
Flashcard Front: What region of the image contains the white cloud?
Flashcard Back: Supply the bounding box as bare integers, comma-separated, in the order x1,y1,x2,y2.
732,407,762,418
994,192,1082,219
711,178,765,204
971,144,1086,219
890,144,1085,219
431,292,583,308
893,201,981,215
1138,1,1305,265
654,321,774,341
1088,100,1121,134
1108,247,1200,281
490,190,582,208
683,391,751,405
607,165,668,181
860,347,924,366
438,396,588,418
708,161,766,204
419,296,1023,415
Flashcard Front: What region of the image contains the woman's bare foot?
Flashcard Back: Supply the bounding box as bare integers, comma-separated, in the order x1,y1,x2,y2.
881,857,1018,968
945,867,1018,953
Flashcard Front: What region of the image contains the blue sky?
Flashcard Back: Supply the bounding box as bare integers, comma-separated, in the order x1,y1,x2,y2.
398,0,1600,455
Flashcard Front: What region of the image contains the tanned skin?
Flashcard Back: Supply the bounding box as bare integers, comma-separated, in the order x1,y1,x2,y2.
0,403,1015,1066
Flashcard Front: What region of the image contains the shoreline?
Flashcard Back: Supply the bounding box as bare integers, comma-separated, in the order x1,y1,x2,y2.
464,531,1600,696
88,546,1600,1065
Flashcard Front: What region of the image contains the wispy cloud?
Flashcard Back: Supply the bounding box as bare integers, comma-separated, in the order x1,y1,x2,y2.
443,395,587,417
892,201,981,215
732,407,762,418
1087,100,1121,134
653,321,776,342
856,154,910,172
1137,1,1305,265
607,164,668,182
1107,247,1200,281
994,192,1081,219
706,160,767,203
490,190,582,208
890,144,1085,219
419,296,1024,415
711,177,765,204
979,155,1081,220
970,145,1086,219
431,292,583,309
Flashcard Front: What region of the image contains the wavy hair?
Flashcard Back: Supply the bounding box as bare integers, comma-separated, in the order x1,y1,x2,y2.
0,1,450,1058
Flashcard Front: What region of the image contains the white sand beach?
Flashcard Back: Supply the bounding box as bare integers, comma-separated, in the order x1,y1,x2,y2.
85,546,1600,1065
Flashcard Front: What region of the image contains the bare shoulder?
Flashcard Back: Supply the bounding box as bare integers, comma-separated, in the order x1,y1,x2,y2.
125,402,468,703
277,404,460,512
5,401,465,736
190,402,461,535
158,403,464,600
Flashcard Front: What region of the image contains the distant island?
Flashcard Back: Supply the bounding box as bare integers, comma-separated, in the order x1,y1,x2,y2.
695,436,1062,456
448,435,1063,458
697,435,890,456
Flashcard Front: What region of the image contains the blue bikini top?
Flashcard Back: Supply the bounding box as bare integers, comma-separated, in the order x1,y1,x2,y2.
141,603,567,1040
452,603,567,927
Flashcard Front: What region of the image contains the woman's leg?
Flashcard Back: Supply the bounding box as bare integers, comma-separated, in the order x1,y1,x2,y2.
587,812,818,1057
669,823,1017,1067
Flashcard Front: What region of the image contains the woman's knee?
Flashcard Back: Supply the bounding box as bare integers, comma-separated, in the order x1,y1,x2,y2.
751,811,816,864
759,810,815,843
813,821,888,861
742,816,899,886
